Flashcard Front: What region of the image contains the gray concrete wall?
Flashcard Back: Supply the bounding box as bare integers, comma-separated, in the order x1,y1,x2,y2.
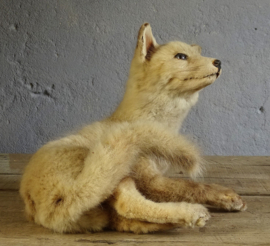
0,0,269,155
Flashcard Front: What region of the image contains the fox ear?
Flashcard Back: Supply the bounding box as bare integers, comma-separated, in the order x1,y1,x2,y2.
135,23,158,62
191,44,202,54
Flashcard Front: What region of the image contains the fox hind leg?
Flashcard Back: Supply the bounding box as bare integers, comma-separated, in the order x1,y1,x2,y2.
108,210,177,234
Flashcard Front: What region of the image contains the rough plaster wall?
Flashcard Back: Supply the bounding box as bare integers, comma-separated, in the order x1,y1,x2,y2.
0,0,269,155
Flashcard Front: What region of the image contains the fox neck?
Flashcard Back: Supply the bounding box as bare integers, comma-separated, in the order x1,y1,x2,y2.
109,76,199,133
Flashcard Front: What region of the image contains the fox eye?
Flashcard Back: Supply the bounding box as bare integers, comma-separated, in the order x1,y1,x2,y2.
175,53,188,60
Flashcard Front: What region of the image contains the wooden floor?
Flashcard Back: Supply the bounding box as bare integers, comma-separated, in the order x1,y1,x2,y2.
0,155,270,246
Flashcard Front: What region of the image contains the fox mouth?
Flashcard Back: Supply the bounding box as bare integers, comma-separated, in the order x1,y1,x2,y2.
204,71,220,79
184,71,220,81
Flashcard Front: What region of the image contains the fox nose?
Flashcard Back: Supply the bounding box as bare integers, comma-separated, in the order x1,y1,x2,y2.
213,59,221,68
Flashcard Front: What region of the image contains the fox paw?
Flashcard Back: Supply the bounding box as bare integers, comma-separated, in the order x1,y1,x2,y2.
183,204,211,228
207,184,247,211
219,192,247,211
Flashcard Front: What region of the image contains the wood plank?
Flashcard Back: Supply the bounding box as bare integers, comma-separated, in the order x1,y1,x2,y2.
1,155,270,174
205,156,270,166
0,175,21,190
0,154,28,190
0,154,31,174
1,154,270,174
1,176,268,196
1,155,270,195
0,191,269,245
0,156,270,245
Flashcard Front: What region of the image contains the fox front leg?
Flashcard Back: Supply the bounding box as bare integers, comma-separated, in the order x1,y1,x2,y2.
128,121,203,177
134,157,247,212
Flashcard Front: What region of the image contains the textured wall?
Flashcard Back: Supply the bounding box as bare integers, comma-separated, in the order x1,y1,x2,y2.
0,0,269,155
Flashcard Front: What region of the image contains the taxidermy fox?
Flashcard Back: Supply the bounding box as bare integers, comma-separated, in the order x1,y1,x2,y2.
20,23,246,234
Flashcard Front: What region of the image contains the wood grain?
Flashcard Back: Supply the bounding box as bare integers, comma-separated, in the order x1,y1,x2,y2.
1,155,270,195
0,192,269,245
0,154,270,245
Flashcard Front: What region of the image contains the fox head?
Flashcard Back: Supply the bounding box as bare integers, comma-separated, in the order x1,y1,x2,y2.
127,23,221,97
111,23,222,130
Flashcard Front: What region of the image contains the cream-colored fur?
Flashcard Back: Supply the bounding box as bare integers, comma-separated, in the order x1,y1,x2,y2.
20,23,246,234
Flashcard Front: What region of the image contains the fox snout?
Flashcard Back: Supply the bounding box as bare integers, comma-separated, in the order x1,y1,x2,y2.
213,59,221,77
213,59,221,70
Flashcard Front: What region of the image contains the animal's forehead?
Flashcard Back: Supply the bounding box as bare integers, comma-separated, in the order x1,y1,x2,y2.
159,41,198,55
